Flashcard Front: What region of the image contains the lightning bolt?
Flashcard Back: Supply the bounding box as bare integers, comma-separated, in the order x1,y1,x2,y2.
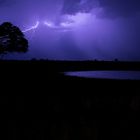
22,21,40,33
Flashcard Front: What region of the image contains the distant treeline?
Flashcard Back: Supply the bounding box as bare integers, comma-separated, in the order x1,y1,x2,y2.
0,60,140,72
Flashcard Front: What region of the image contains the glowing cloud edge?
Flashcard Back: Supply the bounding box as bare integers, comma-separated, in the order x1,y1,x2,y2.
22,13,92,33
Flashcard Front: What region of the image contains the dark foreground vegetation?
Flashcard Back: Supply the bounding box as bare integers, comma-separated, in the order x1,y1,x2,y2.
0,60,140,140
1,95,140,140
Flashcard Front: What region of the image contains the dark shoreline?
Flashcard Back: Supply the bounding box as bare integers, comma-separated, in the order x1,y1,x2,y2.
1,60,140,84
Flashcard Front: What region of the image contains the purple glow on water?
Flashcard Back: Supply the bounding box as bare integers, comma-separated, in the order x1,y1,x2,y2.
66,71,140,80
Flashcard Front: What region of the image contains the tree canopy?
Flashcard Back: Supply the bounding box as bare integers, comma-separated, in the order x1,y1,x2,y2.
0,22,28,55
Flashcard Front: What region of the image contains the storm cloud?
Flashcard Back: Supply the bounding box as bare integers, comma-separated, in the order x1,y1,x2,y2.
61,0,140,18
1,0,140,18
99,0,140,17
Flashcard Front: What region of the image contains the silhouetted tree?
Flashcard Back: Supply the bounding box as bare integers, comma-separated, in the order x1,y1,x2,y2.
0,22,28,57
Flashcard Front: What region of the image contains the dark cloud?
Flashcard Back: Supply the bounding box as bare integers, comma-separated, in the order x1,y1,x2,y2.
61,0,140,18
62,0,81,14
1,0,140,17
99,0,140,17
0,0,15,6
62,0,98,14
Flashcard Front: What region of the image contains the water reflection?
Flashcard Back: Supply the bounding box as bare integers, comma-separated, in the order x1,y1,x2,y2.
66,71,140,80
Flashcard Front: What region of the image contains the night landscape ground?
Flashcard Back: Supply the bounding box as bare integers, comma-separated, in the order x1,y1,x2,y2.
1,60,140,140
1,94,140,140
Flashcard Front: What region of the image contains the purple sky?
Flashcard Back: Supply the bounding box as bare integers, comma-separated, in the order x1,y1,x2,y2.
0,0,140,60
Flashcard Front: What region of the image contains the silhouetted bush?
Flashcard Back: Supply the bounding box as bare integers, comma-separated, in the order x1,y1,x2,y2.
114,58,119,62
0,22,28,56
